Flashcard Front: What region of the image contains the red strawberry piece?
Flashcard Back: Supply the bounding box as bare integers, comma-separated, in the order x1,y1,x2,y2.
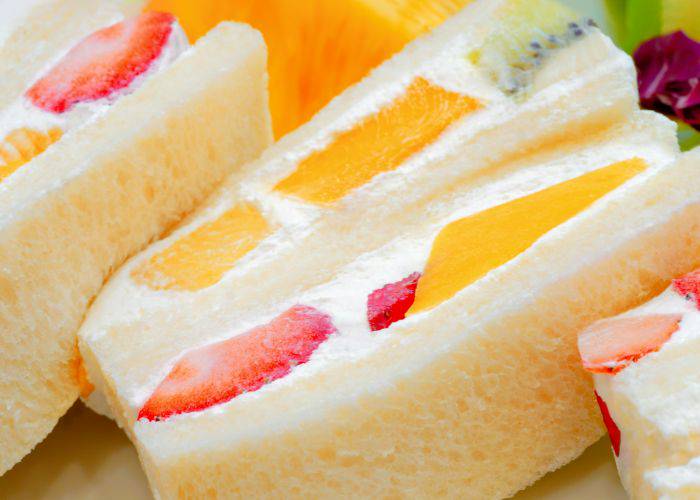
673,269,700,309
578,314,681,374
138,305,336,421
595,391,621,457
26,12,176,114
367,272,421,332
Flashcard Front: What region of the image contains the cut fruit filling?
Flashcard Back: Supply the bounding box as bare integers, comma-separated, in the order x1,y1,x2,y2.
409,158,647,314
0,127,62,181
274,77,481,204
133,202,271,291
139,305,337,421
367,272,421,332
595,391,621,456
579,314,682,374
0,12,179,182
26,12,176,114
673,270,700,309
134,79,478,292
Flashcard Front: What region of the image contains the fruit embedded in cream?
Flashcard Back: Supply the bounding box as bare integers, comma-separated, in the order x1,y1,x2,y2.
579,268,700,498
0,11,189,182
138,305,336,421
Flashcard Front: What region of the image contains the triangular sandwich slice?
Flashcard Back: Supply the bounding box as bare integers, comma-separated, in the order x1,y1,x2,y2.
0,13,271,474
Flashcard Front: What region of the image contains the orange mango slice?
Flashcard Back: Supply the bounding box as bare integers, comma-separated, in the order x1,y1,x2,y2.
0,127,63,181
409,158,648,314
133,203,271,291
274,77,480,204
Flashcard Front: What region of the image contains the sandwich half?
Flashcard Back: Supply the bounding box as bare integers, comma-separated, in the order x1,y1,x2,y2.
0,13,271,474
84,110,700,498
76,1,697,497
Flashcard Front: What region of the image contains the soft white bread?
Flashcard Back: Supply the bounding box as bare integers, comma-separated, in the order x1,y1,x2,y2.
0,0,144,111
0,22,271,475
86,111,700,498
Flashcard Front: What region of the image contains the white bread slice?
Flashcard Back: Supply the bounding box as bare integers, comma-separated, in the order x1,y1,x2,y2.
0,0,144,111
79,0,640,420
0,22,272,475
81,110,700,498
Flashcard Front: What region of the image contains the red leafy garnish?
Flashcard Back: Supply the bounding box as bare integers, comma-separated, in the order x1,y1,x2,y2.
595,391,621,457
367,272,421,332
634,31,700,131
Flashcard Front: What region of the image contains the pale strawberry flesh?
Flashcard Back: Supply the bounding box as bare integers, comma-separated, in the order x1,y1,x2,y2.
367,272,421,332
595,391,621,456
673,270,700,309
138,305,336,421
578,314,681,374
26,12,175,113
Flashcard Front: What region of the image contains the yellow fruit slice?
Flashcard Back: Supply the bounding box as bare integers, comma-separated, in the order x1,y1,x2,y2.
145,0,471,136
409,158,647,314
274,77,480,204
133,203,271,291
0,127,62,181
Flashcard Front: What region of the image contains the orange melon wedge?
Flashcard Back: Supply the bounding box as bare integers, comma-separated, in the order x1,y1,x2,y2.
145,0,472,136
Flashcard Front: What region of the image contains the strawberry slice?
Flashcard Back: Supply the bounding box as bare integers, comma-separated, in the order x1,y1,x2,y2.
138,305,336,421
595,391,621,457
367,272,421,332
673,269,700,309
578,314,681,374
26,12,176,114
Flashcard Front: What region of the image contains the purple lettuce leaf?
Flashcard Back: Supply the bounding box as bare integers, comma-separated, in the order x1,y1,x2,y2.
634,31,700,131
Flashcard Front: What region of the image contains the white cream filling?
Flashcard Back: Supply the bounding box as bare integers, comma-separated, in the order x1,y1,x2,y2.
647,456,700,495
0,20,189,162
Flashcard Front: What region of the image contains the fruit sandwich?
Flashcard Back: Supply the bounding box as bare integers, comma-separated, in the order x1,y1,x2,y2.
578,168,700,498
0,12,272,474
77,1,700,497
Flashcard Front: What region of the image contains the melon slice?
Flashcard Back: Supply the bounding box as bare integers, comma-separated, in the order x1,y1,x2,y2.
577,206,700,499
0,21,271,475
77,1,676,496
145,0,472,136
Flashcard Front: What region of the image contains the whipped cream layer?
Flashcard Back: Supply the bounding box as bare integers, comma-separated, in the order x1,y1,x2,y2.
592,284,700,498
0,17,189,177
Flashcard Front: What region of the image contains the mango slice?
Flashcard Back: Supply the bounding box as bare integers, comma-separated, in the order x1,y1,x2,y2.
409,158,647,313
133,203,271,291
0,127,63,181
274,77,480,204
